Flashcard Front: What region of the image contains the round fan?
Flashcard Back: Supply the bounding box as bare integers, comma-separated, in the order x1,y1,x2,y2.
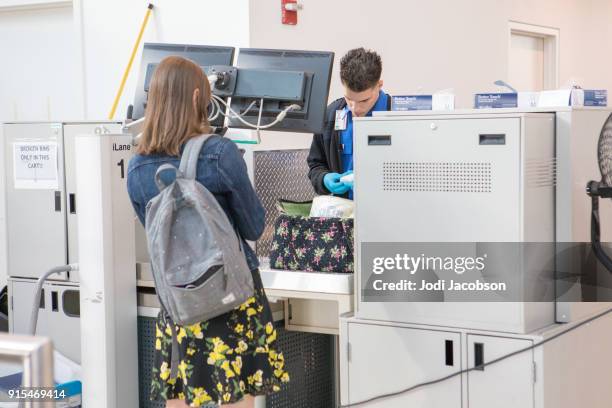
598,113,612,187
587,113,612,272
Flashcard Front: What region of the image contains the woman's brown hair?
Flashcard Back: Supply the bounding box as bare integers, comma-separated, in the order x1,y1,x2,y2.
137,55,212,156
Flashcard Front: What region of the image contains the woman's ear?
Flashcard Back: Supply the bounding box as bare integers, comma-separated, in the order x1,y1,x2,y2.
192,88,200,111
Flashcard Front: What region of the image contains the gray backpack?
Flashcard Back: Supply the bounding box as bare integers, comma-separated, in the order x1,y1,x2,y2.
145,134,255,327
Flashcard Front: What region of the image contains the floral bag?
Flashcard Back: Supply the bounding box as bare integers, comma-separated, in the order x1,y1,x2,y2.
269,213,354,273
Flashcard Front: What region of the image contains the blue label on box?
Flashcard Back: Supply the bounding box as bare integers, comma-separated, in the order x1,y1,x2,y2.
474,93,518,109
584,90,607,107
392,95,433,111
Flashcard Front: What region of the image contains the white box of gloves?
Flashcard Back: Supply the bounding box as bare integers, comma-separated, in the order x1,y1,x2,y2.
538,88,607,108
392,94,454,111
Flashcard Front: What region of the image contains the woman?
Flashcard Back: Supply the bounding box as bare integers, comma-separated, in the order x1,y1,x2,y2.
127,56,289,407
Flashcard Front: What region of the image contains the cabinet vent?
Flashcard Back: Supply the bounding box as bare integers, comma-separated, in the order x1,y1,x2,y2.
525,158,556,188
382,162,492,193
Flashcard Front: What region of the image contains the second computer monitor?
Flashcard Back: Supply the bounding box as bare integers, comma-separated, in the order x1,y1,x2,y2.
228,48,334,134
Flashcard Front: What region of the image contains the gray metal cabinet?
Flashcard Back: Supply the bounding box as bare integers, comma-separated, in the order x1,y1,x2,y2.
3,121,121,282
341,302,611,408
353,113,556,334
467,334,534,408
346,322,462,407
8,278,81,363
63,123,121,279
354,116,524,243
4,123,68,280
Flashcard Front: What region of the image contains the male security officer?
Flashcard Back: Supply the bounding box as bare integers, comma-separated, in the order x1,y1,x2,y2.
307,47,391,199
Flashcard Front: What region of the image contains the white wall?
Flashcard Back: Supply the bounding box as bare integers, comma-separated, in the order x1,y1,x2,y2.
0,3,83,288
0,4,82,121
509,0,612,91
77,0,251,120
249,0,612,109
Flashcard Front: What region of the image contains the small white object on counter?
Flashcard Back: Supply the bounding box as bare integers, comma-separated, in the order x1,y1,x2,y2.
309,195,354,218
339,173,354,184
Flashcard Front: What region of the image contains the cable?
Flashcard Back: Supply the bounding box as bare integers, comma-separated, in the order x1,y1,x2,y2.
240,100,258,116
339,306,612,407
207,74,224,123
258,103,301,129
208,96,221,122
206,84,300,143
208,97,250,120
207,74,219,85
213,98,256,118
29,264,79,335
255,98,265,144
205,75,222,123
211,94,300,130
256,98,264,129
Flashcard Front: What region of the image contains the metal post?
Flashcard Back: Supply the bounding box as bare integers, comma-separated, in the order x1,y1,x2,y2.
75,134,138,407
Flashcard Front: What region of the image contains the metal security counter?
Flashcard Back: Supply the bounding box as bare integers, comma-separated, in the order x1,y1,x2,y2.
136,260,354,335
259,259,353,294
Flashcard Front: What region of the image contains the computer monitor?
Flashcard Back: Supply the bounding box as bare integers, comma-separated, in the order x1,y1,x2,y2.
228,48,334,134
132,43,235,126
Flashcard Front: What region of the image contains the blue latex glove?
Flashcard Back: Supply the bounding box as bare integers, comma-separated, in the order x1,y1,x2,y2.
324,172,350,194
340,170,354,188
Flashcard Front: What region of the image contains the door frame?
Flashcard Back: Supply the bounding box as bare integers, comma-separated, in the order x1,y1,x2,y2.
508,21,560,90
0,0,71,12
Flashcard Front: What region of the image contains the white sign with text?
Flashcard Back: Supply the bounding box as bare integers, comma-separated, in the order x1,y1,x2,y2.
13,141,59,189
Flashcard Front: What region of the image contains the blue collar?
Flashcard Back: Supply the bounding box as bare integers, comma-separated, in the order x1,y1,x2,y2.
343,90,388,117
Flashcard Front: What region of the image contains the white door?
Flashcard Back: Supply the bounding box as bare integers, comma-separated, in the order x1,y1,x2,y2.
467,334,534,408
347,322,462,407
509,33,544,92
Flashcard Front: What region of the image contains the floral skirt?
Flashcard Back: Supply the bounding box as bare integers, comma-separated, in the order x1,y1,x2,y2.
151,269,289,406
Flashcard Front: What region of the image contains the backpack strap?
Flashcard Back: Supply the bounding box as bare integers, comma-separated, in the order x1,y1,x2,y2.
179,134,214,180
154,163,180,192
169,323,180,380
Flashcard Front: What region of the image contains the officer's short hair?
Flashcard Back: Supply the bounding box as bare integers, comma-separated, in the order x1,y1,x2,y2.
340,48,382,92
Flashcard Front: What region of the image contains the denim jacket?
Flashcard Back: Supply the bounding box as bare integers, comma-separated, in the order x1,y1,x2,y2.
127,135,265,271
